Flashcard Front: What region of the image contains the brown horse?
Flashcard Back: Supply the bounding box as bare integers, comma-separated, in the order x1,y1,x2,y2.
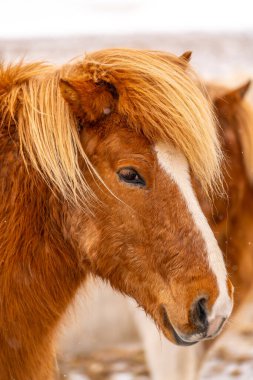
0,49,233,380
56,77,253,380
202,79,253,308
118,80,253,380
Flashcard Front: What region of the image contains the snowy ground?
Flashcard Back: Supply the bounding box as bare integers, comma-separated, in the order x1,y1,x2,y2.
1,33,253,379
58,343,149,380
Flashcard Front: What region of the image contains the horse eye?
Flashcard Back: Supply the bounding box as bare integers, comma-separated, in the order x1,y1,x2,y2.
117,167,146,187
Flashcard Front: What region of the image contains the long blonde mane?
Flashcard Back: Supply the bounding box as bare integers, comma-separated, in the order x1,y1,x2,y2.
0,49,222,205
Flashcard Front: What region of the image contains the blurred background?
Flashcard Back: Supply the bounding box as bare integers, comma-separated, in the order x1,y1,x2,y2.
1,1,253,379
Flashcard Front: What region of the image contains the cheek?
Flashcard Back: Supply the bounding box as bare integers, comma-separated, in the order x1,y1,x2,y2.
79,220,101,260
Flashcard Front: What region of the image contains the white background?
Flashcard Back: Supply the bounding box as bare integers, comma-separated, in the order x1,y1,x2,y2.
1,0,252,38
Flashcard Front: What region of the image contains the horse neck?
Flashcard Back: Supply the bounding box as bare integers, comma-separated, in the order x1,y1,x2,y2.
225,183,253,307
0,128,85,380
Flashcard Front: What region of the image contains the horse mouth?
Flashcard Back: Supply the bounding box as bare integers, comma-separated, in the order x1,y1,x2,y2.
160,305,199,346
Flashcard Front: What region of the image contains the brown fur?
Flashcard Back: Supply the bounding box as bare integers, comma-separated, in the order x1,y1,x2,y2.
198,81,253,308
0,49,230,379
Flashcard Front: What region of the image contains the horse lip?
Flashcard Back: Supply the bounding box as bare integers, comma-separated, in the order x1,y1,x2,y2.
160,305,199,347
172,330,199,347
206,316,226,338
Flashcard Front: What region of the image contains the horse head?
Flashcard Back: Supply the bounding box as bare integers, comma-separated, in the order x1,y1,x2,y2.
59,49,233,345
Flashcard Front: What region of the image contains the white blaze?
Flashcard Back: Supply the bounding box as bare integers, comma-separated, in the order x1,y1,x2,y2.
155,142,233,322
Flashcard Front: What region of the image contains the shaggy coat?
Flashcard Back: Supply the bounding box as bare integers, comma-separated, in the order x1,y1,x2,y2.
0,49,232,379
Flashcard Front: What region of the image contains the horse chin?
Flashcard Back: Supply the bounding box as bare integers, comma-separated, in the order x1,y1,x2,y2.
163,326,199,347
158,305,201,346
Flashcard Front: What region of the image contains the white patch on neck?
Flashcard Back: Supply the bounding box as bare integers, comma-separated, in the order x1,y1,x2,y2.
155,142,233,321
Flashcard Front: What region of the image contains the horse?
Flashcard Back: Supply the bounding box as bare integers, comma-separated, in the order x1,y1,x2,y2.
201,79,253,307
57,76,253,380
129,78,253,380
0,48,233,380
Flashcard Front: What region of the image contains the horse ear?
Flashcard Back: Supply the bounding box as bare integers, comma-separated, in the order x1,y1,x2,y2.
221,80,251,104
59,79,82,115
179,51,192,63
59,77,118,123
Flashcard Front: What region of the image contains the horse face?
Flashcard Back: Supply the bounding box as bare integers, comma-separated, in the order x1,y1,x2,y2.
69,114,233,346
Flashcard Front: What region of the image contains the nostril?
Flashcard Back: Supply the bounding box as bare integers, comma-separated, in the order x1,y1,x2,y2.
196,298,207,325
191,297,208,330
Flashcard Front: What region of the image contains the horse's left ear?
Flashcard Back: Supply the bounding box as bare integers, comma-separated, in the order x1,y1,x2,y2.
59,77,118,123
179,51,192,63
176,51,192,69
221,80,251,104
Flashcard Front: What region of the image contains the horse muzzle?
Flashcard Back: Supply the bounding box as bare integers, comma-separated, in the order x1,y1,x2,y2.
160,298,230,346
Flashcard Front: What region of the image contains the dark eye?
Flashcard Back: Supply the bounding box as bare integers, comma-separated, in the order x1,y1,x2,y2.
117,167,146,187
